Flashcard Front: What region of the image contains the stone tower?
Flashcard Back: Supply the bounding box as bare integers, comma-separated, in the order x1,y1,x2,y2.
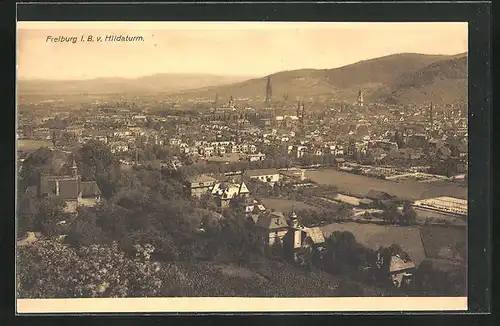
71,157,78,179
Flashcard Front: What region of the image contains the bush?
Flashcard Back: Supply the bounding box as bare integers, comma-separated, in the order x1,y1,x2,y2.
17,240,183,298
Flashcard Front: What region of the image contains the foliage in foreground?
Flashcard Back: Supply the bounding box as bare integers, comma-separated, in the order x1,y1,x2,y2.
17,237,383,298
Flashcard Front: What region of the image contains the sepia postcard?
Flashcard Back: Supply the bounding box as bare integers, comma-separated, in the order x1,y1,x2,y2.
16,21,468,313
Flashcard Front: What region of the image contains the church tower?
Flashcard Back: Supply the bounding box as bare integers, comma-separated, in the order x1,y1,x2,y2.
265,76,272,104
289,209,302,250
71,157,78,179
357,90,364,107
290,209,299,229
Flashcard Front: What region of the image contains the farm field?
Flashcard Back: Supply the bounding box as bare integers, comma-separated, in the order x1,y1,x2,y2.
321,222,427,266
414,208,467,227
260,198,322,215
420,225,466,262
306,169,467,200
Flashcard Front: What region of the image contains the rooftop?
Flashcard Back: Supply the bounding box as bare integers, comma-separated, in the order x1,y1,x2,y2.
302,227,326,244
365,189,394,201
256,211,289,230
187,174,218,184
244,168,280,177
413,196,467,216
389,255,416,273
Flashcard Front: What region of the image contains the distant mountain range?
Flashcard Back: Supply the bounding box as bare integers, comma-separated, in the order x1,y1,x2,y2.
366,54,468,105
181,52,467,106
17,74,255,95
18,52,467,106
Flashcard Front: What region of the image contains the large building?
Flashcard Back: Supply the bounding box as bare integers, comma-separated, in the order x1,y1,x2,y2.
244,168,281,185
255,211,290,245
184,174,218,198
211,180,250,208
25,158,101,213
412,196,467,218
265,76,272,104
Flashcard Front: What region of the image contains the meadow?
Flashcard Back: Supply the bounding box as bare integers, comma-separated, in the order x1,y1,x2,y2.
259,198,322,215
306,169,467,200
420,225,466,262
17,139,54,152
321,222,427,266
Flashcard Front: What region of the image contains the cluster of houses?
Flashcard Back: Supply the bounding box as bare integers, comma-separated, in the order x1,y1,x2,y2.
18,101,468,177
184,168,417,287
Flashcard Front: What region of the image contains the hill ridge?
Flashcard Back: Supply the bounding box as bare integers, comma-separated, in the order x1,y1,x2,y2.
18,52,468,105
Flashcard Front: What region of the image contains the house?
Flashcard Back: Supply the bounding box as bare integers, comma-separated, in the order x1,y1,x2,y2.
359,198,375,208
244,168,281,185
388,255,416,288
277,212,326,263
184,174,217,198
255,211,290,245
364,189,394,203
248,152,266,162
211,180,250,208
34,158,101,213
240,196,266,218
299,226,326,249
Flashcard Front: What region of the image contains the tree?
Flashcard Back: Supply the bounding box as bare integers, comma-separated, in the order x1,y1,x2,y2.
76,140,121,198
19,147,55,187
410,260,466,296
323,231,379,280
394,130,405,149
269,238,284,259
400,201,417,226
337,203,353,221
17,240,184,298
33,197,67,236
59,132,79,147
382,201,400,224
198,193,217,211
65,208,110,247
17,193,39,236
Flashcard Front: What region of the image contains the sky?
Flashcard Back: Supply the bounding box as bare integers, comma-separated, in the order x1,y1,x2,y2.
17,22,468,80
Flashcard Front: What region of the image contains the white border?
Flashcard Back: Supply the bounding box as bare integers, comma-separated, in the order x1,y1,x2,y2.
17,297,468,313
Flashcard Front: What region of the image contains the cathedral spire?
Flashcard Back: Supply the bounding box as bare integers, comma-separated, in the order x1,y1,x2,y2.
265,76,272,104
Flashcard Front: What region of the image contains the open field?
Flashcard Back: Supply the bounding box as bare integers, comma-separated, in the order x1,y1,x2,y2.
17,139,54,152
321,222,427,266
306,169,467,200
414,208,467,227
420,225,466,261
260,198,322,215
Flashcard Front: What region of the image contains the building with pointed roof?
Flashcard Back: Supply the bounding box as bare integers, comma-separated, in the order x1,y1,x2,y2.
255,211,290,245
211,180,250,208
184,174,218,198
28,156,101,213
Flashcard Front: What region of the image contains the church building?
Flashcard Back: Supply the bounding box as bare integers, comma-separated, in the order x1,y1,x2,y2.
25,157,101,213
